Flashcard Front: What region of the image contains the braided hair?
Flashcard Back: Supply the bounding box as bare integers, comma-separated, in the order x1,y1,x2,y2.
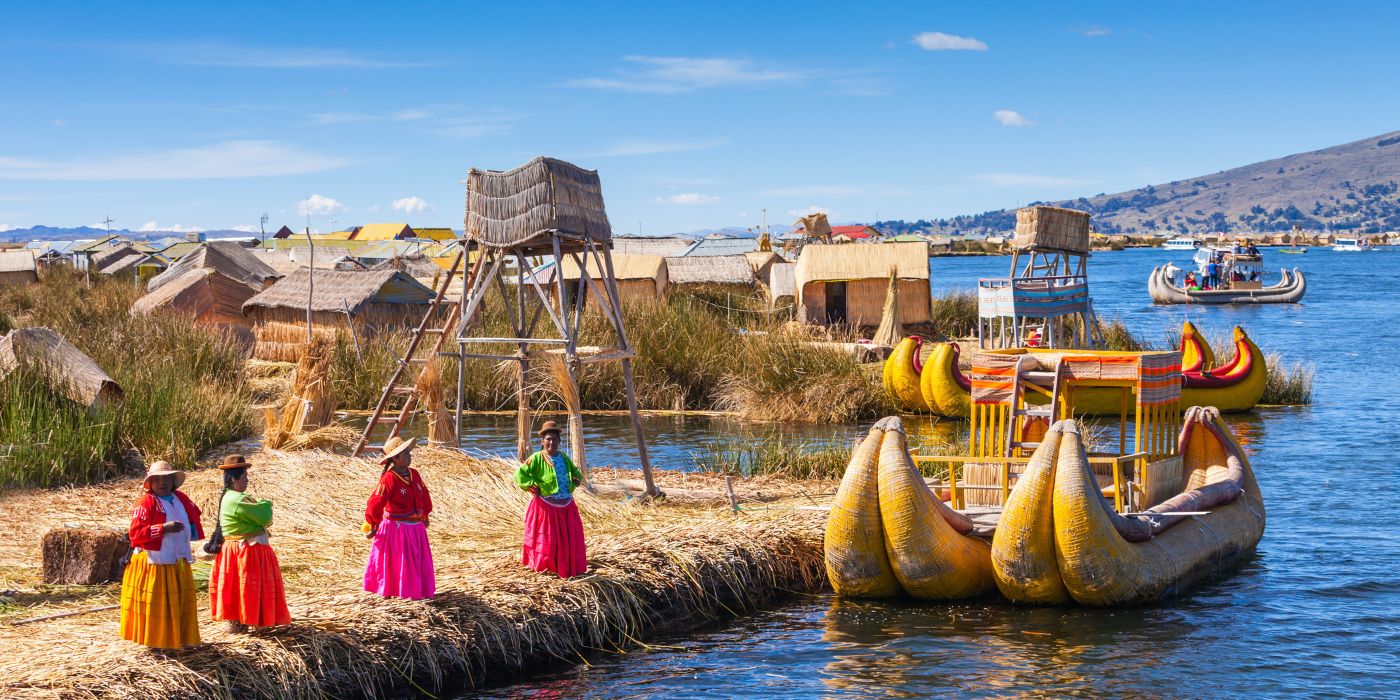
202,466,248,554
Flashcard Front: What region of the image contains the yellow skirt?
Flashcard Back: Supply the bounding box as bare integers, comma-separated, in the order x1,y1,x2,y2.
119,550,200,649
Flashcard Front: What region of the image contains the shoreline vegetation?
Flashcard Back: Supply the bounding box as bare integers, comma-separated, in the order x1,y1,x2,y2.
0,270,1312,491
0,447,828,698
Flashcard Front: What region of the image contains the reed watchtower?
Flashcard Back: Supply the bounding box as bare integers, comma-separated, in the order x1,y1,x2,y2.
977,206,1101,349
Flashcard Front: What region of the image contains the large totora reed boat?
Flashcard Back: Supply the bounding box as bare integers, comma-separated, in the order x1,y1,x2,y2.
885,320,1268,417
828,347,1265,605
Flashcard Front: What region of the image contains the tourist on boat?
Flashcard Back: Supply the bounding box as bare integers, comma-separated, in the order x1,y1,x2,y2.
1184,271,1197,288
363,436,435,599
515,421,588,578
206,455,291,630
119,461,204,649
1206,260,1220,288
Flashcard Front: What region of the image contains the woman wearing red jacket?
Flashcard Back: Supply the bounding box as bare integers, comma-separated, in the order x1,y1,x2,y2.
119,461,205,649
363,437,435,599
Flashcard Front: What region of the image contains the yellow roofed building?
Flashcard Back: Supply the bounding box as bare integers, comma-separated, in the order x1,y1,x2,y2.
355,223,414,241
413,227,457,241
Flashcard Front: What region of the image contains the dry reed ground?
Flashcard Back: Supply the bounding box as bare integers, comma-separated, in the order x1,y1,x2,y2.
0,447,827,699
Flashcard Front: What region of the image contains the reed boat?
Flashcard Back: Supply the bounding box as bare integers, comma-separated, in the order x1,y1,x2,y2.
1149,264,1306,304
991,408,1265,606
824,416,995,600
837,347,1264,606
896,322,1267,418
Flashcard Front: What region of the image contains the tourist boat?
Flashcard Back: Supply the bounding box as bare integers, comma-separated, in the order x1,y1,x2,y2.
1148,264,1306,304
830,349,1265,605
1163,236,1202,251
992,408,1264,605
886,321,1268,418
1332,237,1371,252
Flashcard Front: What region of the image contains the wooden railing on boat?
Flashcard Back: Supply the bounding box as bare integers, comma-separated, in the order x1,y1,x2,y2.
912,451,1151,514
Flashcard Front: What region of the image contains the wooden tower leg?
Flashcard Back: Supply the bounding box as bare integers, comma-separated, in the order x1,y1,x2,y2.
565,357,588,486
516,357,530,462
596,243,661,499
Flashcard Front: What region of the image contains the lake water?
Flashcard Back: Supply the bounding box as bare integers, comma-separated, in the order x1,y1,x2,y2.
471,247,1400,698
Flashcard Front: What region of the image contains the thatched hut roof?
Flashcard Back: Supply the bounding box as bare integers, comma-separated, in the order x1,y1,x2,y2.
465,157,612,252
370,253,445,278
794,241,929,286
559,253,665,282
243,269,435,317
0,250,39,281
664,255,756,285
612,236,694,257
148,241,281,293
131,268,258,327
0,327,123,411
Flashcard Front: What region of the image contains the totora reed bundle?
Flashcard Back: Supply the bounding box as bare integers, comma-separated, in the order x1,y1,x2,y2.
0,446,826,699
415,356,456,445
265,336,337,449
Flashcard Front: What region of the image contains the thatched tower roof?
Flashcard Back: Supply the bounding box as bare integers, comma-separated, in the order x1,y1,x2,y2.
147,241,281,293
0,327,123,412
464,157,612,252
242,269,435,317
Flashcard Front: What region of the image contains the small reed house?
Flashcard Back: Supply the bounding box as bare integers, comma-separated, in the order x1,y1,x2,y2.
794,241,931,326
558,253,668,306
242,269,436,361
0,250,39,286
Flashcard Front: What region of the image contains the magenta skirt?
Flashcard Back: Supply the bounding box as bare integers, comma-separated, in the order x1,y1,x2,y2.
523,496,588,578
364,519,435,599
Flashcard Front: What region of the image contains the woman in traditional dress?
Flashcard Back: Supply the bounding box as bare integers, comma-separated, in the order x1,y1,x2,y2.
120,461,204,649
207,454,291,630
515,421,588,578
363,436,435,599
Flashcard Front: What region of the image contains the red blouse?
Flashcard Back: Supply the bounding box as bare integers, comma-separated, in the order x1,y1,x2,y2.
365,468,432,527
128,490,205,550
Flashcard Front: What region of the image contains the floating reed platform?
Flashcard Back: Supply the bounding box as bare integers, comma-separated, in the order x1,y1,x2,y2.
0,447,826,699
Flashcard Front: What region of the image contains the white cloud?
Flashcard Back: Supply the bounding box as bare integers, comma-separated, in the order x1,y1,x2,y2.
912,32,988,51
393,109,432,121
587,138,729,157
392,196,432,214
52,119,67,127
145,42,431,69
1078,25,1112,37
0,224,12,232
432,115,516,138
972,173,1083,187
298,194,346,217
230,225,259,233
0,140,347,180
993,109,1033,127
788,205,830,218
564,56,804,94
139,220,202,233
655,193,722,205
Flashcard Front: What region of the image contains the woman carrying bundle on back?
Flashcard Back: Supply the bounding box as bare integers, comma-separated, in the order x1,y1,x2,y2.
515,421,588,578
363,436,435,599
205,455,291,631
120,461,204,649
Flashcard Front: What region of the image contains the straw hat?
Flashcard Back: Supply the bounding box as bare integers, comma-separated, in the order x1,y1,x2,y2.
380,436,416,462
537,421,562,437
218,454,252,470
142,461,185,490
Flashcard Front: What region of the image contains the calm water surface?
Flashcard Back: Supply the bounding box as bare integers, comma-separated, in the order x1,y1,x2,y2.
470,248,1400,698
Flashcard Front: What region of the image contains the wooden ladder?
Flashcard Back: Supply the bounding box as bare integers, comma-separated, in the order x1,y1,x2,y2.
351,247,479,457
1005,356,1066,456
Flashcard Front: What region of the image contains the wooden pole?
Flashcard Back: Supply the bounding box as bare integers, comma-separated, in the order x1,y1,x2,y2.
597,244,660,498
305,227,315,343
551,238,588,485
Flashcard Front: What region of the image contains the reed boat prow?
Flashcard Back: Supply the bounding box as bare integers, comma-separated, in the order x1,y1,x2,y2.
883,337,930,412
989,408,1265,606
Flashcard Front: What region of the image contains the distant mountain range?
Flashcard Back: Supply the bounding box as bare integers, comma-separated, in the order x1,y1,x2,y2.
0,225,258,243
879,129,1400,236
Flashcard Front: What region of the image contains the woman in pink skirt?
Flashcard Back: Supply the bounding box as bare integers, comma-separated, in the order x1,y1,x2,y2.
515,421,587,578
363,436,435,599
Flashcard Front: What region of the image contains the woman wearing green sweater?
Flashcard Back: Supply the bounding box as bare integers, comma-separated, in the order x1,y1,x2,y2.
514,422,587,577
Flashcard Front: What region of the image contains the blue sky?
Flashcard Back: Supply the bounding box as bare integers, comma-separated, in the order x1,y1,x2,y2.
2,1,1397,234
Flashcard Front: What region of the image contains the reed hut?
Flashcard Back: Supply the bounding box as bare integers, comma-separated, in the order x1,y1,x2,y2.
611,236,694,257
744,251,787,286
557,253,667,305
0,327,123,412
0,250,39,286
794,241,931,326
147,241,281,294
766,261,796,308
242,269,436,361
130,268,261,343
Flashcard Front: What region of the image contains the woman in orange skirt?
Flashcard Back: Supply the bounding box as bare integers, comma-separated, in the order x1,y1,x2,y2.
207,454,291,630
120,461,204,649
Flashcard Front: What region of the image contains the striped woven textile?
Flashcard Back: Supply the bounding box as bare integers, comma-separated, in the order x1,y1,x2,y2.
971,353,1021,404
1136,351,1183,405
